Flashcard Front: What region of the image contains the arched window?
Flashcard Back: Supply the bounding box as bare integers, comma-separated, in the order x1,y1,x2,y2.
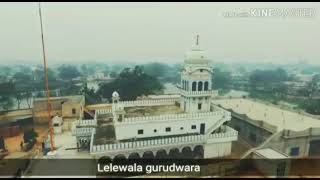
182,80,185,90
198,81,203,91
204,81,209,91
192,82,197,91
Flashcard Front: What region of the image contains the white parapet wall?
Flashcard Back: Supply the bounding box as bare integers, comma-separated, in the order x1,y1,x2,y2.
74,119,97,127
119,98,177,107
113,110,231,140
90,126,238,159
94,98,178,117
120,111,230,124
95,108,112,116
72,127,94,137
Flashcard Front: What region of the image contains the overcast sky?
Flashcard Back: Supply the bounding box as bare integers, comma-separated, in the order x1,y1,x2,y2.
0,2,319,65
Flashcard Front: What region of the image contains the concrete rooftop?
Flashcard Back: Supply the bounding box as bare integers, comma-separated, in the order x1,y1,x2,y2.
213,98,320,132
124,104,183,118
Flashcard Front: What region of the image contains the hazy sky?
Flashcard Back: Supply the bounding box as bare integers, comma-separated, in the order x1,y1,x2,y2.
0,2,319,65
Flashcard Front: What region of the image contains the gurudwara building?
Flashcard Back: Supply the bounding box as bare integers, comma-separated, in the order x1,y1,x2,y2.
72,38,238,160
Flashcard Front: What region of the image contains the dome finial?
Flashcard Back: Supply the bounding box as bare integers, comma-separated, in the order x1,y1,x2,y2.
196,34,199,46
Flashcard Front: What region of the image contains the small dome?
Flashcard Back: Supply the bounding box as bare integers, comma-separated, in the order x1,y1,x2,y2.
184,49,209,65
185,49,207,60
112,91,119,98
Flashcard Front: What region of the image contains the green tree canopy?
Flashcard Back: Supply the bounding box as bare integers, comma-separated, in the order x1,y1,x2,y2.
212,68,232,90
80,82,101,104
249,68,289,90
58,65,81,80
13,72,32,82
33,68,57,81
143,63,170,78
97,66,163,101
305,99,320,115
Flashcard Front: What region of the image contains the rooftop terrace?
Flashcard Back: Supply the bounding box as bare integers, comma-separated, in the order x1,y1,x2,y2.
124,104,183,118
213,98,320,132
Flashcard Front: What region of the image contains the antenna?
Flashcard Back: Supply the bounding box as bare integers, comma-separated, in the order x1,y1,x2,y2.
38,2,55,151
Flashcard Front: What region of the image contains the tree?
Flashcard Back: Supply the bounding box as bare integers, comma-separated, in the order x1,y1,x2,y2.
212,68,232,90
249,68,289,91
0,81,15,111
24,91,33,108
81,64,89,77
14,92,23,110
61,83,81,96
58,65,81,80
0,75,7,83
80,82,101,104
143,63,169,78
18,65,32,74
305,99,320,115
0,96,14,111
33,68,56,81
238,66,247,75
0,66,12,76
273,83,288,98
13,72,32,82
308,74,320,98
97,66,163,101
109,71,118,78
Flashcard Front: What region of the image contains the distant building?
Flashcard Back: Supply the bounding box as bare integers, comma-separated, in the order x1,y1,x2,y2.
88,71,110,81
33,95,85,130
295,74,314,83
214,98,320,158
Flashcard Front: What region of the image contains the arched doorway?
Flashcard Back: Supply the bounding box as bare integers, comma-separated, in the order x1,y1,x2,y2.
155,149,167,159
142,151,154,159
128,152,140,159
98,156,112,164
168,148,180,159
193,145,204,159
181,147,193,159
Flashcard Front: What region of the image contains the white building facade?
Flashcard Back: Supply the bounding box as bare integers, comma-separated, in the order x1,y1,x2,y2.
73,37,238,160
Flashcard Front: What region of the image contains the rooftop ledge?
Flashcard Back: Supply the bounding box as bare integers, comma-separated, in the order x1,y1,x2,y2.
90,126,238,154
118,111,230,124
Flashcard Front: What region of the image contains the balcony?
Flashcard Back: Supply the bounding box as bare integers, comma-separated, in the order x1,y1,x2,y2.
179,89,218,97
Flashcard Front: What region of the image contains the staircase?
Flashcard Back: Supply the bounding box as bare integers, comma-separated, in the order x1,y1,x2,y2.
83,106,95,118
205,113,230,135
240,132,281,159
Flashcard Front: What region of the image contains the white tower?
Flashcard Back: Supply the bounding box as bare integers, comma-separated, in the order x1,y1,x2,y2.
112,91,125,122
180,35,214,113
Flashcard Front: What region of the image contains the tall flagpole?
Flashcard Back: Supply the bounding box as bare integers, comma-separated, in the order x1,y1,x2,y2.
38,2,55,151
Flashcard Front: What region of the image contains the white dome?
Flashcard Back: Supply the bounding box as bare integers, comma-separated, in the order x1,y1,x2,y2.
184,48,209,65
185,49,207,60
112,91,119,98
